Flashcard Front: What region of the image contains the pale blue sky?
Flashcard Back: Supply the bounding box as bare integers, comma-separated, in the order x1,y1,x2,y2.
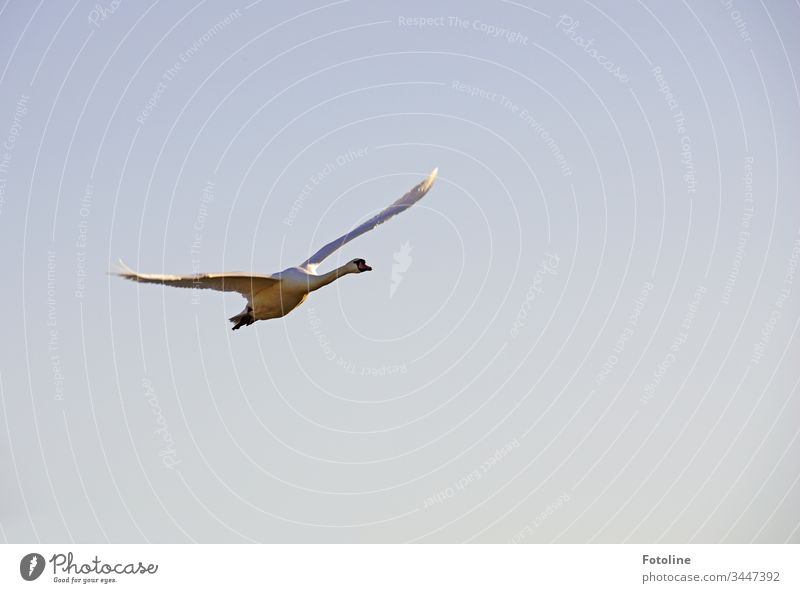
1,0,798,543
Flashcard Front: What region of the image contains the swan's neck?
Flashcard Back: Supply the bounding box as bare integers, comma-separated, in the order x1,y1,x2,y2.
308,264,353,291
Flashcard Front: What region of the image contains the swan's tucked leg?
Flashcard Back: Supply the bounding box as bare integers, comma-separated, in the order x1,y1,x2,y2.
229,306,255,331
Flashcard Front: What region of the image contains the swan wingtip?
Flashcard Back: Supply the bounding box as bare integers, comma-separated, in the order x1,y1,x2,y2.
113,258,134,276
422,167,438,191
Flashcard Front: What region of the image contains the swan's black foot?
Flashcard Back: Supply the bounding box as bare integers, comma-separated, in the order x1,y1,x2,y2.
229,307,255,331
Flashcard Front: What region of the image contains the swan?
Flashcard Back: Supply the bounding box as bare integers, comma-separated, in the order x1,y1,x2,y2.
115,168,438,330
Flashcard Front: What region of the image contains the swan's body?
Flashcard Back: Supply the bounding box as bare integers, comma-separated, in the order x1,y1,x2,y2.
115,168,438,330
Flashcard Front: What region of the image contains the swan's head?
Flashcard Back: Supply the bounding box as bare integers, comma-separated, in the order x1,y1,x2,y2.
351,258,372,273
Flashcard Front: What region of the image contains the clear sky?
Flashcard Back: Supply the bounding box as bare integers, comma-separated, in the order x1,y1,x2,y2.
0,0,798,543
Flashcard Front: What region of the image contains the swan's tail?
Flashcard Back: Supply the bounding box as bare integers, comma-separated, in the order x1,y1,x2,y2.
229,306,255,331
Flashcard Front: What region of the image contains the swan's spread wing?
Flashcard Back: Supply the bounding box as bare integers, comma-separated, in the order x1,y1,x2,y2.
115,260,278,298
300,168,438,272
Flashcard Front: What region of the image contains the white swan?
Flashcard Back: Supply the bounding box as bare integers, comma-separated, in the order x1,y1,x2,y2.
115,168,438,330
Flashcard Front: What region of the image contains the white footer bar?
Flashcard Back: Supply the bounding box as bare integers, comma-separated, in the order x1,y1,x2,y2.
1,544,797,592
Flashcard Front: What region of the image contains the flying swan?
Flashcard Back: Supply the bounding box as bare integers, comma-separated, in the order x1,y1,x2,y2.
115,168,438,330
